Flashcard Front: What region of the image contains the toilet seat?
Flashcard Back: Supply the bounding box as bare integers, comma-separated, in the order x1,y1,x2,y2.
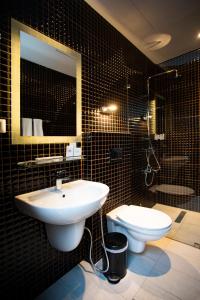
107,205,172,253
116,205,172,232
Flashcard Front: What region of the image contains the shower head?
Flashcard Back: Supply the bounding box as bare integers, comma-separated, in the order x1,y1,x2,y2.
148,69,179,82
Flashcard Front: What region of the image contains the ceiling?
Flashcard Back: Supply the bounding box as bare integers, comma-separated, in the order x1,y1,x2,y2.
85,0,200,64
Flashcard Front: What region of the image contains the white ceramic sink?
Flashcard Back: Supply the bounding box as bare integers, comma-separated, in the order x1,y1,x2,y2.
15,180,109,251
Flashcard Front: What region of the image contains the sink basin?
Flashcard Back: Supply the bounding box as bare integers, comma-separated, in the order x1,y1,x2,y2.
15,180,109,251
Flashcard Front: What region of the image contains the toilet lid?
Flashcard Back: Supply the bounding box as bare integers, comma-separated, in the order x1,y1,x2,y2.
117,205,172,231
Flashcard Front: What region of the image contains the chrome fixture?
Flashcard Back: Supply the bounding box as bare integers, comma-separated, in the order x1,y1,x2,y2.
56,177,71,190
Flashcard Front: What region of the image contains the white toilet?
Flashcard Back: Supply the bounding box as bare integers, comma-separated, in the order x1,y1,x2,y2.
106,205,172,253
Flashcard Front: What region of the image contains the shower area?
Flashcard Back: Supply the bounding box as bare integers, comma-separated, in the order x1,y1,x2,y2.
129,48,200,249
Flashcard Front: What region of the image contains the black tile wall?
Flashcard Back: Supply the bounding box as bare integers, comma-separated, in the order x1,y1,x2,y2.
83,132,133,261
0,0,155,299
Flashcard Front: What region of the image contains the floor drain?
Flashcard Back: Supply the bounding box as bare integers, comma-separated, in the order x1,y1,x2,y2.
174,211,187,223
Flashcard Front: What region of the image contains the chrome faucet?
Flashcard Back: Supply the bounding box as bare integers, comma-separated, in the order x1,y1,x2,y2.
56,170,71,190
56,177,71,190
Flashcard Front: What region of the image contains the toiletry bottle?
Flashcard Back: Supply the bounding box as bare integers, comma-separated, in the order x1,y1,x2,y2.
66,143,74,157
74,142,82,157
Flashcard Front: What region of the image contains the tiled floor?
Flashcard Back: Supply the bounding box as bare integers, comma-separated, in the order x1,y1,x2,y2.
153,203,200,248
36,238,200,300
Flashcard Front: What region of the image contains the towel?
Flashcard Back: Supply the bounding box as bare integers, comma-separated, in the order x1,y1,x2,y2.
33,119,43,136
22,118,32,136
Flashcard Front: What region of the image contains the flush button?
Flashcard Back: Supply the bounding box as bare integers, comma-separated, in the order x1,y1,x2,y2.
110,148,123,162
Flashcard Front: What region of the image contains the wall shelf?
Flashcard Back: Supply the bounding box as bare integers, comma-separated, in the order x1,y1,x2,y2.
17,156,82,169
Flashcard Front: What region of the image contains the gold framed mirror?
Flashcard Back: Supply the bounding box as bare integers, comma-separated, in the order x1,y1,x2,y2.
11,18,81,144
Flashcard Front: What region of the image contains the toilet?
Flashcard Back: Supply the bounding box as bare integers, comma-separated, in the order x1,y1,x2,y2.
106,205,172,253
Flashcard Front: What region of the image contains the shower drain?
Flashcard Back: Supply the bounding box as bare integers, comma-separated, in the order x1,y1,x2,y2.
174,211,187,223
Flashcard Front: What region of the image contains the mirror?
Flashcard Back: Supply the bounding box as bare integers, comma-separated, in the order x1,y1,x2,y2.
11,19,81,144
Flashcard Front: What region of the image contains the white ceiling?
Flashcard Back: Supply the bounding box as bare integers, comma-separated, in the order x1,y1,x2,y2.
85,0,200,64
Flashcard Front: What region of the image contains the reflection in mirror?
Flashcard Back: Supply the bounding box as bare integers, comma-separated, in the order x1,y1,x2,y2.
11,19,81,144
20,32,76,137
149,95,166,136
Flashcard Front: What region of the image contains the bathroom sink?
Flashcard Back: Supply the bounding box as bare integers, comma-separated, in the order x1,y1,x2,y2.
15,180,109,251
15,180,109,225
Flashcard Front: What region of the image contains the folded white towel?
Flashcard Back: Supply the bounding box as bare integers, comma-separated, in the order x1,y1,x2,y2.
33,119,43,136
22,118,32,136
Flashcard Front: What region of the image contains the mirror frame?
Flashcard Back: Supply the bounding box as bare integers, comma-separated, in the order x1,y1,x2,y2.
11,18,82,144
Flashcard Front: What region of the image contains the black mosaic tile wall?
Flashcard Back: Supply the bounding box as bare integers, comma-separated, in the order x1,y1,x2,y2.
83,132,133,261
0,0,155,299
21,59,76,136
144,50,200,212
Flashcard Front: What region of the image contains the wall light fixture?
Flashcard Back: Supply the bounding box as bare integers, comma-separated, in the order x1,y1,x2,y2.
100,104,118,114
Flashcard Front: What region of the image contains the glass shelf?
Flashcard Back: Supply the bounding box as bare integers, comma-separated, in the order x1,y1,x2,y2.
17,156,82,169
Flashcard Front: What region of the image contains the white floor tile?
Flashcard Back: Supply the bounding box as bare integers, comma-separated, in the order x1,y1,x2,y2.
37,261,124,300
135,280,180,300
76,261,124,300
36,236,200,300
173,223,200,245
182,210,200,226
108,254,157,300
145,262,200,300
127,253,156,277
104,269,144,300
157,239,200,280
68,283,124,300
144,238,171,261
153,203,200,247
80,257,155,300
